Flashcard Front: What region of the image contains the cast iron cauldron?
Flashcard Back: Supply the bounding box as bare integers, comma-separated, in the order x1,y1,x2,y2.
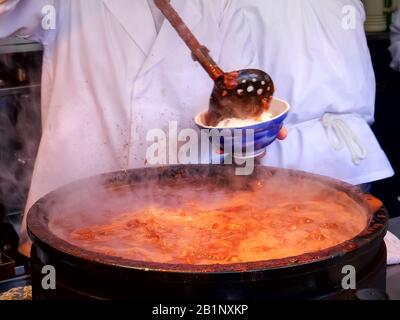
27,165,388,300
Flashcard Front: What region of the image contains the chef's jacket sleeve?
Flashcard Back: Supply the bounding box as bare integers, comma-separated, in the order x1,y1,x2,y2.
0,0,55,42
390,9,400,72
217,0,259,71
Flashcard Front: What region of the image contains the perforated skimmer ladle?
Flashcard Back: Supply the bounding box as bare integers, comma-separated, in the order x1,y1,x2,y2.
154,0,275,127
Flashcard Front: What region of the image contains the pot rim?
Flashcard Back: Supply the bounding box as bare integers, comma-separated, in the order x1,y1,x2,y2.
27,165,388,274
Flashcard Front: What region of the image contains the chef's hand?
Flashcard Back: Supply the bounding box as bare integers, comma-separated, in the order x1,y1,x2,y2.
277,127,288,140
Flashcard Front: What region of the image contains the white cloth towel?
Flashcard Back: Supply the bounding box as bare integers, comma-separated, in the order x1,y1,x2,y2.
385,231,400,265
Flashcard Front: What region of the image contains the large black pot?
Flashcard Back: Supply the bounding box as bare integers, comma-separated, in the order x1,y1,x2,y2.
27,165,388,300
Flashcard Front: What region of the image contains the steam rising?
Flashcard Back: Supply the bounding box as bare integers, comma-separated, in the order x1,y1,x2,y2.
40,167,369,264
0,50,42,221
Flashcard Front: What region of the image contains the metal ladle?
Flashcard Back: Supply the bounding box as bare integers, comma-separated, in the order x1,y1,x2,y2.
154,0,275,127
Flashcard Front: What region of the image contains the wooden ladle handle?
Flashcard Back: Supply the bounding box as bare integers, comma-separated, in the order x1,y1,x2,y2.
154,0,224,81
363,194,383,214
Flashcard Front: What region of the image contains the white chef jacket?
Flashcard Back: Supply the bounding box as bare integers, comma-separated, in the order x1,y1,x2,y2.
147,0,166,33
390,9,400,71
0,0,258,256
240,0,394,184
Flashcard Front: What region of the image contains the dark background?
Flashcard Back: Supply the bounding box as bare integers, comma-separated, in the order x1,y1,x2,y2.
368,33,400,219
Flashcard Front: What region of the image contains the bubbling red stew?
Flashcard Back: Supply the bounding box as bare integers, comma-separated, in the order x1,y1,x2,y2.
59,183,368,265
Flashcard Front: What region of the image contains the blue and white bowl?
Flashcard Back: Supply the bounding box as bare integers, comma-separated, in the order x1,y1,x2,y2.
194,98,290,158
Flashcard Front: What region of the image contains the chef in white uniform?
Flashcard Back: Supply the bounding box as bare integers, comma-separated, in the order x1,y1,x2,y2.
390,8,400,71
241,0,394,185
0,0,259,256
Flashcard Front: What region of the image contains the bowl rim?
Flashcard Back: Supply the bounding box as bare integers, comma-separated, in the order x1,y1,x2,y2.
194,97,291,129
